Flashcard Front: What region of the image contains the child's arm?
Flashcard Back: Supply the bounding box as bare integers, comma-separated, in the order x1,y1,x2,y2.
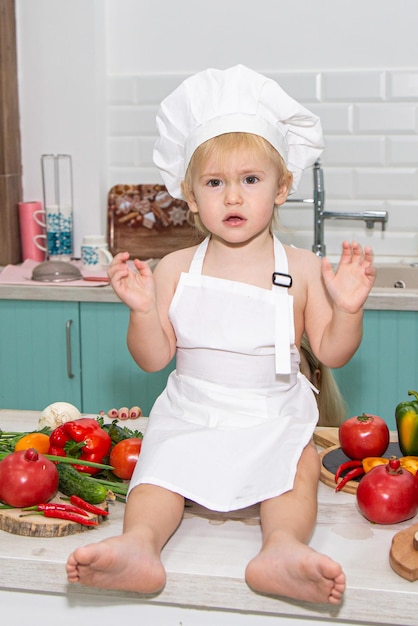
305,241,376,368
108,252,177,372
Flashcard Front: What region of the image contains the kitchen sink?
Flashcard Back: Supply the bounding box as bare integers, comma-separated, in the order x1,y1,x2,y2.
374,264,418,289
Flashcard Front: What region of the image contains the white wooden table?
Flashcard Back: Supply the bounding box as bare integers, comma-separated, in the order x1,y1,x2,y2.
0,410,416,626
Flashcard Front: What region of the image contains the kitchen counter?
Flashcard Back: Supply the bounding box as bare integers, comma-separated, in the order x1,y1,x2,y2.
0,282,120,303
1,281,418,310
0,410,417,625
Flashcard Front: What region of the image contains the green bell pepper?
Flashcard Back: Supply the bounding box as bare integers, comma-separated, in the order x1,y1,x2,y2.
395,390,418,456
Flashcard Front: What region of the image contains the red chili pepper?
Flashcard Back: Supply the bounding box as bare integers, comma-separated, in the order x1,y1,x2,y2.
335,466,365,491
20,509,98,526
22,502,89,517
334,459,362,483
69,495,109,516
48,417,112,474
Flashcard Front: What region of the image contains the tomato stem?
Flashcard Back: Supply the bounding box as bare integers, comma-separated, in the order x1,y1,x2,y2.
356,413,373,422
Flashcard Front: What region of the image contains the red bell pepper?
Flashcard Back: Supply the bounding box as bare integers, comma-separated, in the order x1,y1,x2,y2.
48,418,112,474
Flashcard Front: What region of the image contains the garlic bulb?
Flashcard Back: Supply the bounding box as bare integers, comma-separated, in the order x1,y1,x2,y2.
38,401,81,430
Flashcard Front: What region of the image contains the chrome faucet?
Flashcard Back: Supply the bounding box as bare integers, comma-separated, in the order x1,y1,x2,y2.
286,161,389,257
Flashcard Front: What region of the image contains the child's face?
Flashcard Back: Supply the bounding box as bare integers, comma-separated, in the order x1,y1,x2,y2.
186,146,289,244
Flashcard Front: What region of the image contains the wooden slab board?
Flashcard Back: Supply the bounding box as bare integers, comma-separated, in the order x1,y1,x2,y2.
107,184,204,259
390,523,418,581
313,427,340,449
0,495,108,537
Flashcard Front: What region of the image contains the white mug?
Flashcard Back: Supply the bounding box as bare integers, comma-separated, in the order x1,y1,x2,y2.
32,210,48,253
81,236,113,272
33,233,48,252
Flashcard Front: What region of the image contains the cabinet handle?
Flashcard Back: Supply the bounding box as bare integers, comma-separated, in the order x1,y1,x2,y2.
66,319,75,379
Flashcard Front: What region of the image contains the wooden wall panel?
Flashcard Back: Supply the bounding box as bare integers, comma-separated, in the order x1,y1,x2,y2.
0,0,22,265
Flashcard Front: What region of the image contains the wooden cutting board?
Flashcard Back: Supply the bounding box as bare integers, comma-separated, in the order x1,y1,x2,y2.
319,445,359,494
313,427,340,449
107,184,204,259
314,428,359,494
0,496,108,537
390,523,418,581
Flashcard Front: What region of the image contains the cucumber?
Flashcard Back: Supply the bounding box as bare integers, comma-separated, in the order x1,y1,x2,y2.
57,463,108,504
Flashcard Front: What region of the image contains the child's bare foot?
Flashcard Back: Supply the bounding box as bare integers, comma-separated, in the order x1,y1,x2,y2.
245,534,345,605
66,533,166,593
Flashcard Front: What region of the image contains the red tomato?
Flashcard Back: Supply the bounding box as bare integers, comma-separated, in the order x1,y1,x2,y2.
0,448,59,507
109,438,142,480
356,458,417,524
339,413,389,460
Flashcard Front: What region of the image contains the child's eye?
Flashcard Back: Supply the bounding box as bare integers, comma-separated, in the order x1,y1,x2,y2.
244,175,259,184
207,178,222,187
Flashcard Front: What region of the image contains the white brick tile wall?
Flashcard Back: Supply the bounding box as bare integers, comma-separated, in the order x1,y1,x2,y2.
308,103,353,134
322,168,354,199
107,77,136,105
386,201,418,230
108,137,136,166
322,71,385,101
135,137,157,167
135,75,189,104
108,105,157,136
387,136,418,165
266,72,320,101
355,168,418,199
324,136,385,165
387,71,418,100
106,68,418,258
354,103,417,133
108,166,160,188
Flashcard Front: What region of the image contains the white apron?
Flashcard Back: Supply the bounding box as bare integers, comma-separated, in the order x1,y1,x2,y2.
128,236,319,511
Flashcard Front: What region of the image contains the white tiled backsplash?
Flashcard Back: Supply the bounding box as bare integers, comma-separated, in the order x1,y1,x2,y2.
107,69,418,260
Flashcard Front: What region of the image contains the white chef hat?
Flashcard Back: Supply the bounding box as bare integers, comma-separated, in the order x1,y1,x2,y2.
153,65,323,200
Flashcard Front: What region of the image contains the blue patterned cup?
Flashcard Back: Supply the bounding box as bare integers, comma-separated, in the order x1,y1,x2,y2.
81,236,113,272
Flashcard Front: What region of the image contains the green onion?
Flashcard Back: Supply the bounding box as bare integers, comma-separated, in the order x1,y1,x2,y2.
91,477,129,496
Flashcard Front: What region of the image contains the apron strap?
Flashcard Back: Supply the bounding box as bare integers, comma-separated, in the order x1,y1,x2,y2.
188,237,210,274
273,236,292,375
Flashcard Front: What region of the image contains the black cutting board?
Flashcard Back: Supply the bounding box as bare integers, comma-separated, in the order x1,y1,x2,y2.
320,442,403,493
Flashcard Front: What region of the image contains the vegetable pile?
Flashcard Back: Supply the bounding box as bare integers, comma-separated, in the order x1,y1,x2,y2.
335,397,418,525
0,404,144,522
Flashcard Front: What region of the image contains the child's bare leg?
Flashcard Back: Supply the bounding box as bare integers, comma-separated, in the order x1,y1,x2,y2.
245,442,345,604
66,484,184,593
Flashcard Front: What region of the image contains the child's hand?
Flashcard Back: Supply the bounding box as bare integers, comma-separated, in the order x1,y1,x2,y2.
107,252,156,312
321,241,376,314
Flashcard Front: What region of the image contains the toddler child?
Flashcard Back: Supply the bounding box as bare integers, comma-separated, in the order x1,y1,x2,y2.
67,65,375,605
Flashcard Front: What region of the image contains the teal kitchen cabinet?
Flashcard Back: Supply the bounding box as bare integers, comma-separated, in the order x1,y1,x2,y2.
79,302,174,415
2,298,416,427
0,300,82,410
333,310,418,430
0,299,174,414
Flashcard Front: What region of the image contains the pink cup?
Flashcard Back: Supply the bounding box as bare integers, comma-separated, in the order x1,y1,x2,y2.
18,201,47,262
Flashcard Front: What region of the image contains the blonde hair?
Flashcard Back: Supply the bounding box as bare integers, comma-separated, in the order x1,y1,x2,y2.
300,334,347,427
181,132,293,236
